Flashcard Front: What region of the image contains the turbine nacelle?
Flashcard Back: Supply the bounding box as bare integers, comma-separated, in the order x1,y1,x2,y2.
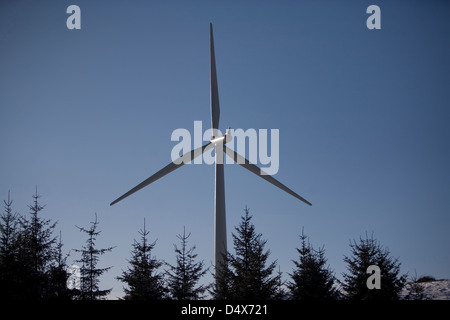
210,127,232,146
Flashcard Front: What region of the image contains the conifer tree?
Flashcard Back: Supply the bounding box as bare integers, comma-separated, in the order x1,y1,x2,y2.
213,206,282,300
288,229,338,300
0,191,20,299
17,188,58,299
1,189,71,299
22,189,57,268
74,213,115,300
166,227,208,300
117,219,167,300
341,233,407,300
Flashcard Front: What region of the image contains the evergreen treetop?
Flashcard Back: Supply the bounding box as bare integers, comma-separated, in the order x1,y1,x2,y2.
74,213,115,300
288,228,338,300
341,233,407,300
117,218,167,300
213,206,283,300
166,226,208,300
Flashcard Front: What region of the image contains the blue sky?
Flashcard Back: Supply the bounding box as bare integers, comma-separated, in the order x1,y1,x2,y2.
1,0,449,298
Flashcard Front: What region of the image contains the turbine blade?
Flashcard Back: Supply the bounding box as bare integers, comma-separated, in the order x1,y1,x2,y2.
210,23,220,131
110,142,213,206
223,146,312,206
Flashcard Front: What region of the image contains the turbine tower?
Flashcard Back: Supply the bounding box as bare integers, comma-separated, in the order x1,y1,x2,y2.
110,23,311,281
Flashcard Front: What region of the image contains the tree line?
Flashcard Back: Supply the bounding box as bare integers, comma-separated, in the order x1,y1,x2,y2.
0,189,409,300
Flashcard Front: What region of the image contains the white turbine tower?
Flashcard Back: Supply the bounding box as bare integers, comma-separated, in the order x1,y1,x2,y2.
110,23,311,281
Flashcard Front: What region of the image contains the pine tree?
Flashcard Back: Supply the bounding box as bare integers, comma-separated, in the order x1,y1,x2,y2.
74,213,115,300
166,227,208,300
117,219,167,300
16,188,58,299
1,189,71,299
213,206,282,300
0,191,18,258
0,191,20,299
341,233,407,300
288,229,338,300
21,189,57,268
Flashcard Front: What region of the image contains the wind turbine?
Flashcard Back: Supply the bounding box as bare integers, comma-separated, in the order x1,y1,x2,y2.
110,23,311,281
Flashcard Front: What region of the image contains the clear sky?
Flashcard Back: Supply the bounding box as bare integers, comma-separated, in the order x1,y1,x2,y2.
1,0,449,299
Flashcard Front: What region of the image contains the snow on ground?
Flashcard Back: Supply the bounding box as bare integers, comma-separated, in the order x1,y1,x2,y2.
401,280,450,300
